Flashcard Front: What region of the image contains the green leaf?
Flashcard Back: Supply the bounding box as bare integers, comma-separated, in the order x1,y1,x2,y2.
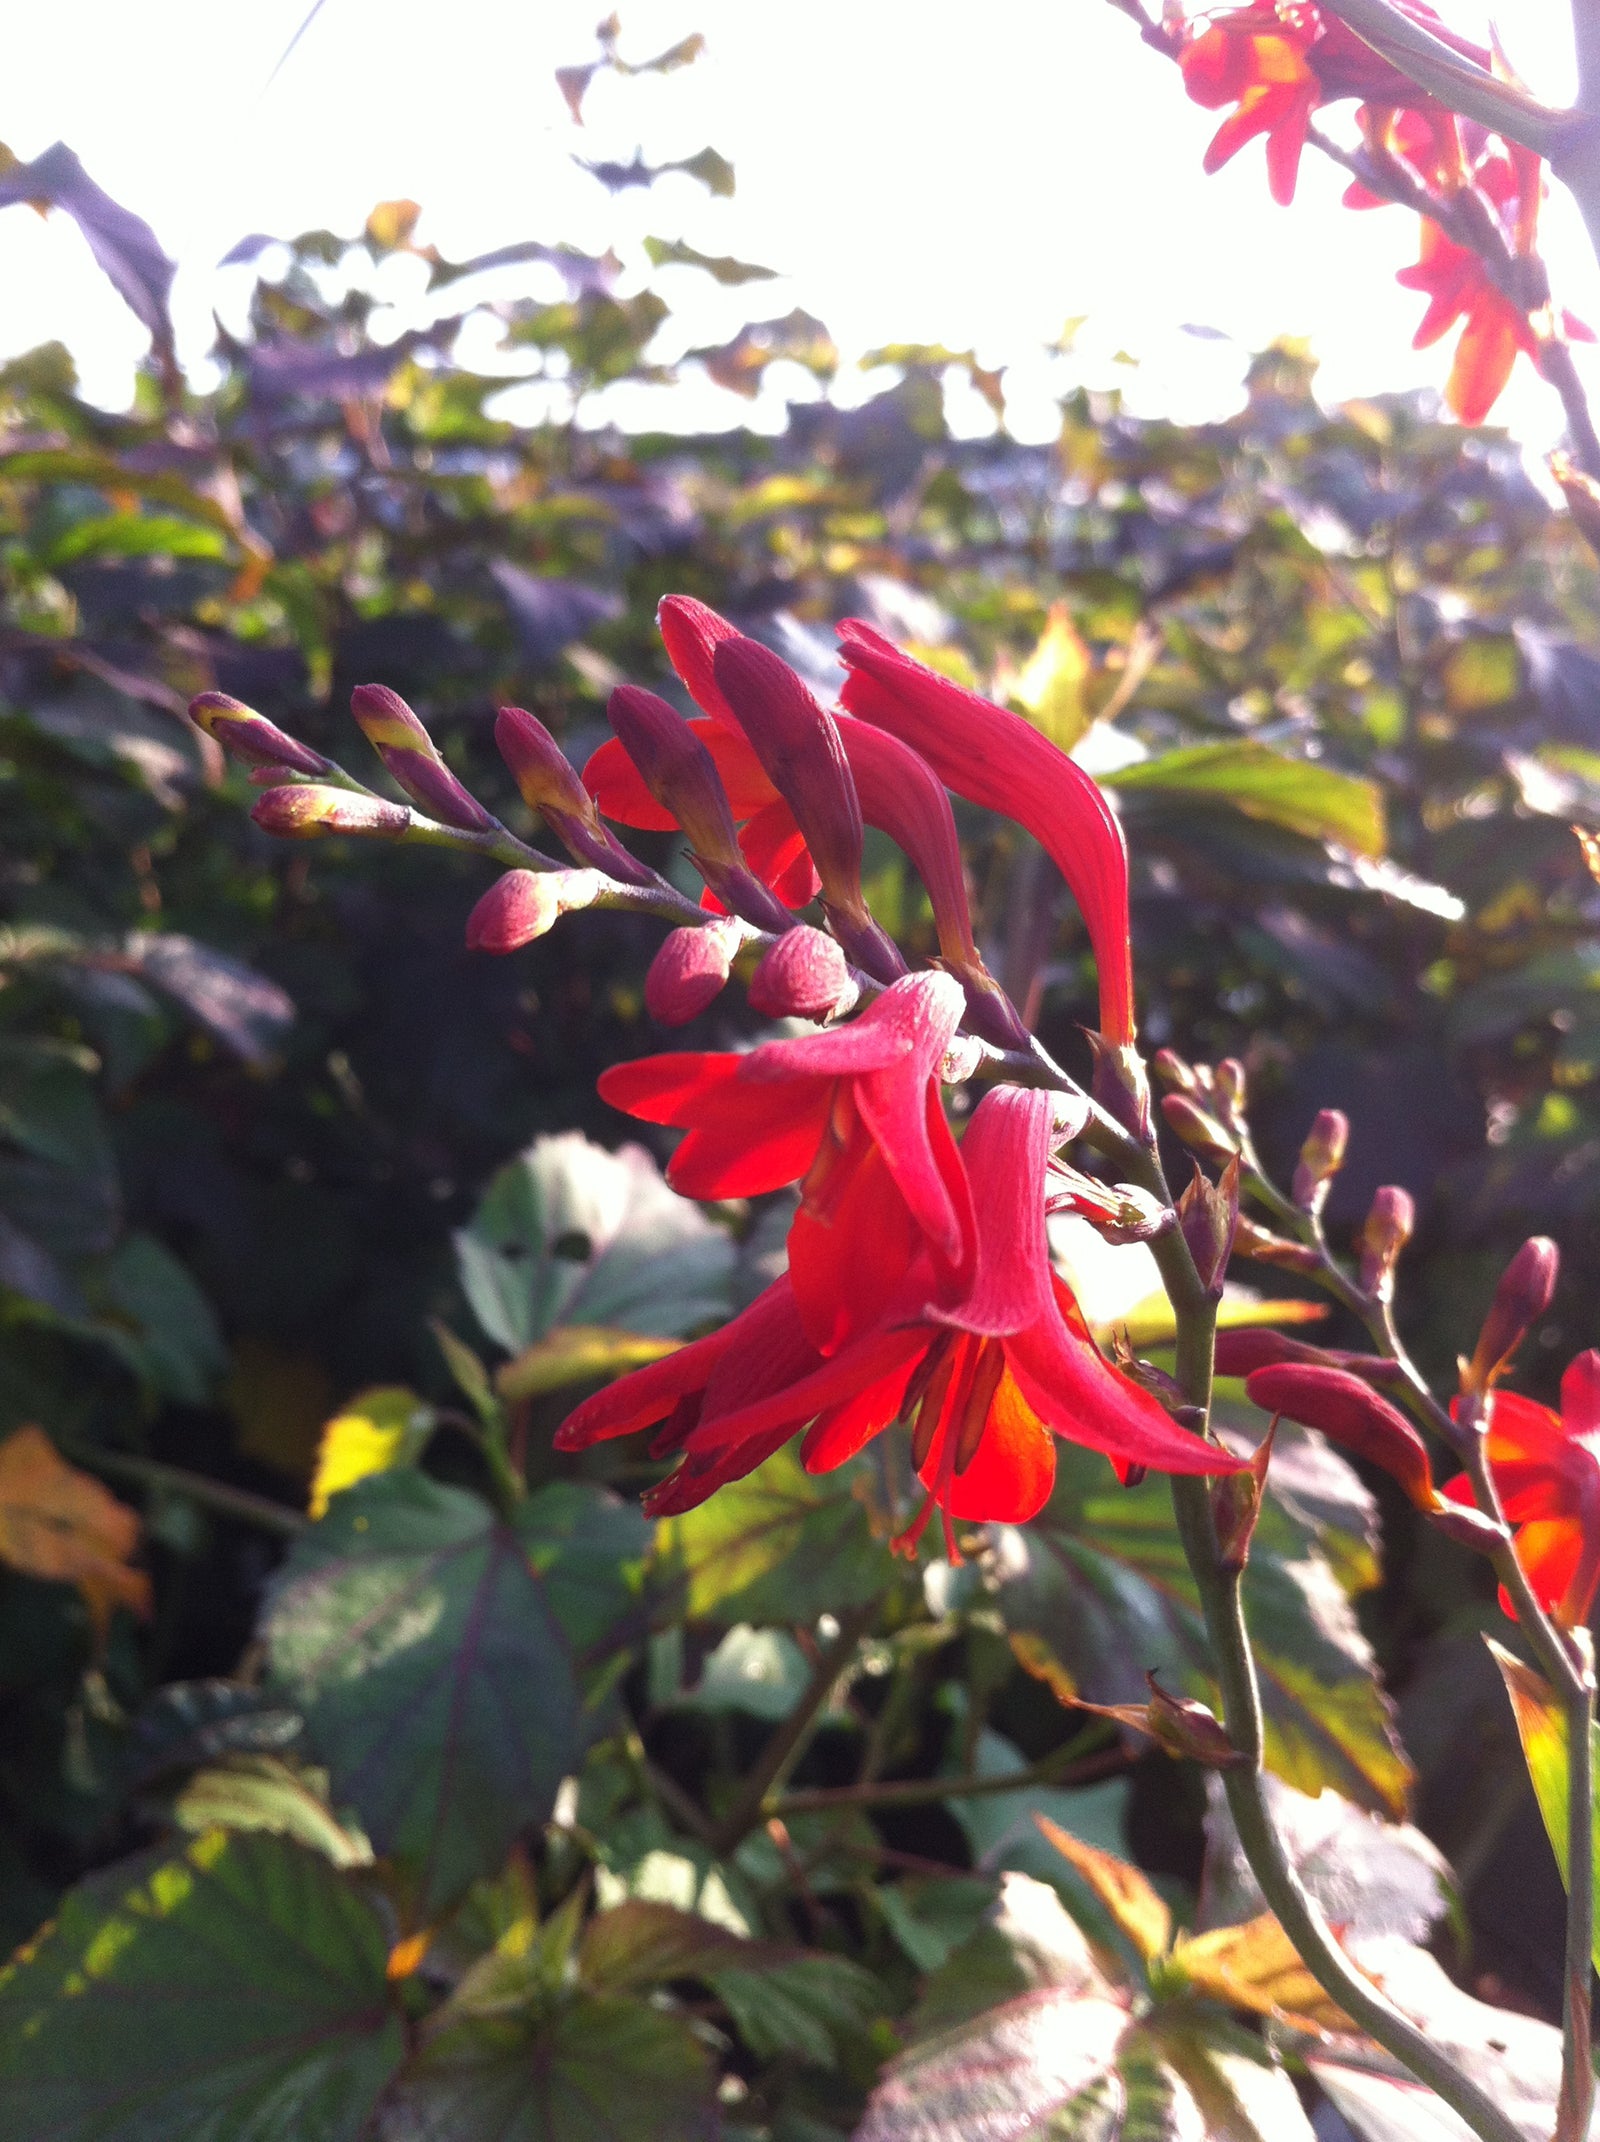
711,1955,885,2069
576,1896,750,1994
263,1472,584,1920
381,1987,719,2141
993,1445,1410,1817
0,1829,403,2141
172,1755,373,1868
1487,1637,1600,1971
1106,741,1385,857
455,1132,734,1356
43,511,230,567
655,1445,887,1624
516,1477,651,1660
497,1323,684,1402
642,235,776,284
93,1231,228,1403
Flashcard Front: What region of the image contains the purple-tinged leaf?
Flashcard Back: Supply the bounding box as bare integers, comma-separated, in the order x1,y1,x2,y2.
0,143,174,361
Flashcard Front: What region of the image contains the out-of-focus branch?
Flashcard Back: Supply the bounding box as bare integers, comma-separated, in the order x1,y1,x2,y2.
1315,0,1581,157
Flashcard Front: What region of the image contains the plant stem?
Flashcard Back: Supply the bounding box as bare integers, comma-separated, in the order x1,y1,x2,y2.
769,1739,1128,1819
708,1602,879,1856
1140,1185,1530,2142
71,1445,306,1537
1558,1634,1597,2142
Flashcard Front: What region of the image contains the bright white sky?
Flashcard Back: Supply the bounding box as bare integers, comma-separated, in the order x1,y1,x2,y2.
1,0,1596,450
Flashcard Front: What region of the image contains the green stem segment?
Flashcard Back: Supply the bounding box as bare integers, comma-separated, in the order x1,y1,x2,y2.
1144,1204,1530,2142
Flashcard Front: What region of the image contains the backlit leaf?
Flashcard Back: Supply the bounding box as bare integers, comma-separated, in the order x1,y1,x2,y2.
173,1755,373,1869
496,1323,683,1402
655,1444,886,1624
1487,1637,1600,1972
0,1829,402,2140
1107,741,1385,857
1168,1914,1353,2034
1034,1815,1172,1963
308,1386,435,1519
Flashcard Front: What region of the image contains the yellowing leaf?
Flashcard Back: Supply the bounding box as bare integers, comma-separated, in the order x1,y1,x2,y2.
1005,602,1094,751
1109,1287,1328,1350
1168,1914,1354,2035
1487,1637,1600,1972
0,1425,150,1637
1035,1816,1171,1963
496,1324,683,1402
308,1387,435,1520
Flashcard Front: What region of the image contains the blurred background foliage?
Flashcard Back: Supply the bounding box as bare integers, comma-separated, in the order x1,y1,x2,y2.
4,45,1600,2130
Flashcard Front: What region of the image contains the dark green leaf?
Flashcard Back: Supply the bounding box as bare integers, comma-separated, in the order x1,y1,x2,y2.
264,1471,583,1919
0,1829,402,2140
1106,742,1385,856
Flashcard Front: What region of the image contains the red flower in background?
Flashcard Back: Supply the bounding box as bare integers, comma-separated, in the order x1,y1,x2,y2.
1442,1352,1600,1627
836,622,1137,1045
599,971,973,1352
557,1085,1242,1548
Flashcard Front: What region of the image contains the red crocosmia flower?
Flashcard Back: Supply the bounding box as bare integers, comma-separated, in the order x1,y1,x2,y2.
585,596,822,911
634,1084,1243,1558
1178,1,1480,207
836,622,1136,1046
599,970,973,1351
1442,1352,1600,1627
1399,220,1538,426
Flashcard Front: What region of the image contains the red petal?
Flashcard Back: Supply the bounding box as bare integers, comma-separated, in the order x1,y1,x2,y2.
1507,1517,1584,1623
837,711,980,967
584,733,679,831
931,1085,1055,1334
599,1052,833,1197
1005,1313,1244,1476
1480,1387,1567,1471
745,968,964,1082
739,796,819,905
683,1324,929,1456
788,1136,923,1354
930,1366,1057,1523
1447,307,1520,424
1561,1349,1600,1433
837,630,1135,1043
553,1324,729,1448
658,593,743,729
599,1052,746,1126
800,1351,923,1472
702,722,781,818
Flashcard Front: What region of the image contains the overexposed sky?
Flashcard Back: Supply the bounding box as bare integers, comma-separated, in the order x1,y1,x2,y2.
1,0,1596,447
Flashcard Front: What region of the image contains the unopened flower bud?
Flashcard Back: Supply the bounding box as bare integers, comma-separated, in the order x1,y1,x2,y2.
1357,1185,1415,1299
1177,1157,1239,1300
607,685,792,934
1214,1329,1408,1385
349,684,497,834
1143,1678,1246,1768
1151,1048,1200,1096
657,593,742,725
1160,1092,1237,1165
190,691,335,777
713,637,905,985
1090,1035,1151,1142
1464,1236,1560,1395
465,867,603,953
1246,1362,1437,1510
1213,1057,1248,1128
1292,1109,1349,1215
252,785,409,840
495,707,654,886
747,925,855,1023
645,923,740,1025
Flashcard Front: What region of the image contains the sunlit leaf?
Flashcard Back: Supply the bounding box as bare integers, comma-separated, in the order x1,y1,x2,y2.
0,1830,403,2139
1168,1913,1353,2034
496,1323,683,1402
308,1386,436,1519
655,1445,886,1624
1107,741,1386,857
1034,1815,1172,1963
172,1754,373,1869
1487,1637,1600,1972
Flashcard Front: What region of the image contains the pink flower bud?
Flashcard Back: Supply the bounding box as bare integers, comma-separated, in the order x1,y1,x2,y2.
251,786,409,839
495,707,654,886
464,867,604,953
1357,1185,1415,1298
606,685,791,934
657,593,742,726
1292,1109,1349,1214
747,926,854,1023
1160,1091,1238,1164
645,924,740,1025
189,691,334,777
1465,1235,1560,1393
349,683,497,834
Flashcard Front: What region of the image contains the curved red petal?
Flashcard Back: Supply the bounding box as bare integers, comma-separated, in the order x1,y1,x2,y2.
658,593,743,729
926,1366,1057,1523
598,1052,745,1126
744,969,964,1082
1447,307,1520,424
739,796,819,905
931,1084,1055,1334
583,733,679,831
683,1324,928,1457
669,1086,834,1198
800,1352,923,1473
789,1138,924,1355
553,1323,729,1448
837,630,1135,1043
1005,1313,1243,1476
1561,1349,1600,1434
1508,1517,1584,1623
